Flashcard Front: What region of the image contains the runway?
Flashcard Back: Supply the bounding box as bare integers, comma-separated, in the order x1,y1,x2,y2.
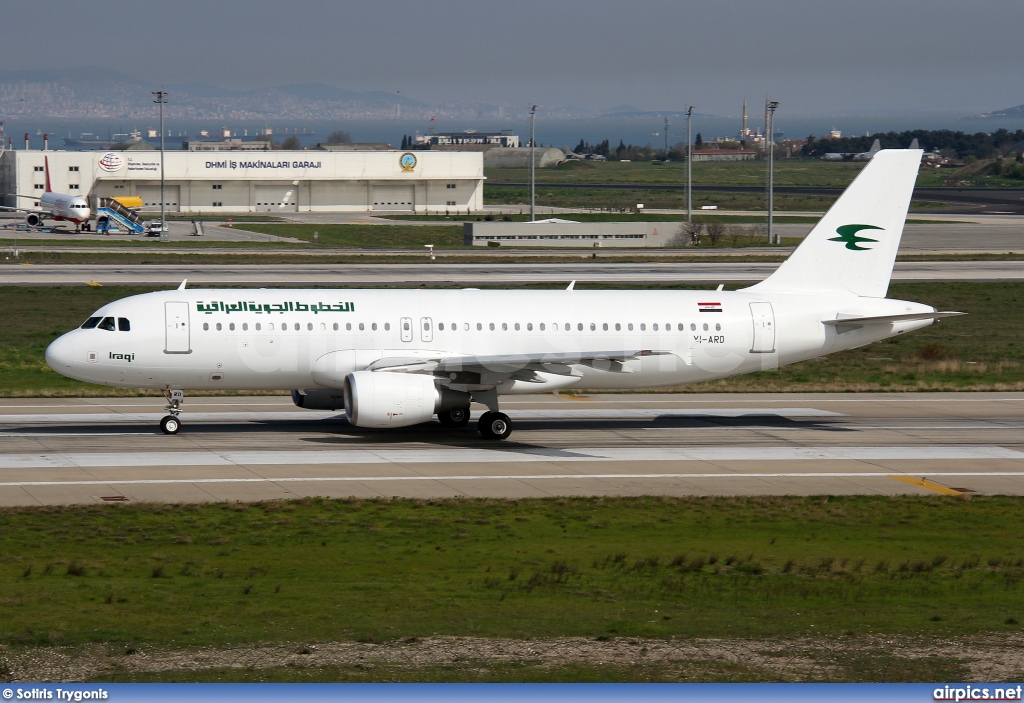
2,392,1023,505
4,259,1024,285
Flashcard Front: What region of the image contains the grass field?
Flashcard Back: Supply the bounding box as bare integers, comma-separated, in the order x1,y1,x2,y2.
1,282,1021,397
1,495,1023,682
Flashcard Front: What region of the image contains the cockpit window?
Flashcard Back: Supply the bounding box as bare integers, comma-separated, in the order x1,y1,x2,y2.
81,316,101,329
97,317,116,331
118,318,130,332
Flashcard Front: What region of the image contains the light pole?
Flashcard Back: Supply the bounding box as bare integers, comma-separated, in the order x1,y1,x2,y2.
766,100,779,245
686,105,693,224
152,90,167,240
529,104,537,222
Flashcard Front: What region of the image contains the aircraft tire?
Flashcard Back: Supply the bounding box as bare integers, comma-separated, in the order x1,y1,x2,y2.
438,406,471,428
160,415,181,435
478,411,512,440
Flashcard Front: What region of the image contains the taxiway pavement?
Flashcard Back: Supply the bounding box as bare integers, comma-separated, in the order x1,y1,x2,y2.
1,392,1022,505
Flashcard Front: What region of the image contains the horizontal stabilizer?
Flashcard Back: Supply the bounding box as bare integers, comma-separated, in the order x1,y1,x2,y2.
823,311,964,327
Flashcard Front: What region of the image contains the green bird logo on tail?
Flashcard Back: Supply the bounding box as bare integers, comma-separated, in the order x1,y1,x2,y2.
829,224,883,251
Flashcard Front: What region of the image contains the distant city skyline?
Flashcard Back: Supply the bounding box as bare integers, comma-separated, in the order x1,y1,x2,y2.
1,0,1022,117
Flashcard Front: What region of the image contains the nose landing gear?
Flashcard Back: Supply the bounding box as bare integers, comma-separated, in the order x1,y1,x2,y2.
160,387,184,435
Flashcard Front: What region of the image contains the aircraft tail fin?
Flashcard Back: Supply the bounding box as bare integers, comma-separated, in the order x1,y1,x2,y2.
745,149,922,298
44,155,51,193
869,138,881,155
909,138,919,150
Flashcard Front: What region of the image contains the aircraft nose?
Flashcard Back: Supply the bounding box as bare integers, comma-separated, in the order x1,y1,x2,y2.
45,332,76,372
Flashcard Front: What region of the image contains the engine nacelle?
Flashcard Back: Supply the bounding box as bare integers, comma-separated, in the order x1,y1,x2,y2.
291,389,345,411
25,213,43,227
342,371,470,428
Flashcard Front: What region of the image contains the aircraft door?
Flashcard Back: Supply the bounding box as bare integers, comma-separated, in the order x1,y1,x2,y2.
749,302,776,353
400,317,413,343
420,317,433,343
165,301,192,354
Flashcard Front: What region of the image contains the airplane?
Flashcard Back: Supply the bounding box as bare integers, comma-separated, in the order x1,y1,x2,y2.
1,156,92,231
45,149,962,439
821,138,881,162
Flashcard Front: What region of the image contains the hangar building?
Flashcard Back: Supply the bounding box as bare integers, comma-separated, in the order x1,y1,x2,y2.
0,148,484,213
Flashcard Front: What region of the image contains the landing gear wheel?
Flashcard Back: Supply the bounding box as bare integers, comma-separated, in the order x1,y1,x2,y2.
438,406,472,428
160,415,181,435
478,411,512,440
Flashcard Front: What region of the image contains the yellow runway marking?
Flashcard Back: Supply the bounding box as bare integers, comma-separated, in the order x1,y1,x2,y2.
85,281,103,287
889,475,968,496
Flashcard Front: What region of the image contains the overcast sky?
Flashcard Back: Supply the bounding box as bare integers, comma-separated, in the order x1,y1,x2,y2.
6,0,1022,115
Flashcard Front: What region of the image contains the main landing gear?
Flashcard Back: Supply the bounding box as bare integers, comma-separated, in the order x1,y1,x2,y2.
477,411,513,440
437,406,472,428
160,387,185,435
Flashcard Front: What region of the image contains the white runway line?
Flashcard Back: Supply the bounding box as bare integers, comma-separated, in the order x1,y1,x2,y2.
2,471,1024,488
0,445,1021,471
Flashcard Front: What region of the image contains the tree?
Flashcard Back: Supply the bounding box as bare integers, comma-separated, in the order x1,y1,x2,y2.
705,220,725,246
281,136,302,150
694,132,703,148
685,220,704,246
327,130,352,145
401,135,409,149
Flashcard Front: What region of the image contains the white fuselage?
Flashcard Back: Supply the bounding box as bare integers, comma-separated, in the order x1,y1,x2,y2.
39,191,91,224
45,287,935,393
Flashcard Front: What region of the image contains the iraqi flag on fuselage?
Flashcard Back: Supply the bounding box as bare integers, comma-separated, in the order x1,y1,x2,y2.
698,301,723,313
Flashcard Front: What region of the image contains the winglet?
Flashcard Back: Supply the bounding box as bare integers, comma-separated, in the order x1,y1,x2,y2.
177,279,187,291
566,280,576,291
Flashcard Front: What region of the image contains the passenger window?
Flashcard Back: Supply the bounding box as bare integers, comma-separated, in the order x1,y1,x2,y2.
703,323,709,331
81,317,101,329
229,322,235,331
346,323,352,331
384,322,391,331
243,323,249,331
640,323,646,331
653,323,658,331
294,323,300,331
269,323,275,331
333,323,338,331
255,323,262,331
359,323,364,331
320,323,325,331
690,323,696,331
477,322,482,331
527,323,533,331
402,321,409,331
489,323,495,331
577,323,583,331
615,323,621,331
539,323,545,331
463,323,470,331
564,323,570,331
514,323,520,331
439,323,445,331
203,322,209,331
716,323,721,331
502,323,508,331
603,323,608,331
678,323,683,331
216,323,222,331
628,323,634,331
590,323,596,331
98,317,116,331
308,323,314,331
372,323,378,331
281,322,288,331
117,318,130,332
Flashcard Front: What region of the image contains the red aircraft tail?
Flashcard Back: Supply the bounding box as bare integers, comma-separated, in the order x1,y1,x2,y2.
44,156,52,193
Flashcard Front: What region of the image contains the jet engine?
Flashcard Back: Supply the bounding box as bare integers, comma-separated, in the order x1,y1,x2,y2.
342,371,470,428
291,389,346,411
25,213,43,227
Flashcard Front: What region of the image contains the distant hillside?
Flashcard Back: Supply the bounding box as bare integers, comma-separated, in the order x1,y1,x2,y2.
973,104,1024,119
0,68,429,121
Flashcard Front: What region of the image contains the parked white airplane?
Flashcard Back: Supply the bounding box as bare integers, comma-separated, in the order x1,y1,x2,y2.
46,149,960,439
821,138,882,162
1,156,92,231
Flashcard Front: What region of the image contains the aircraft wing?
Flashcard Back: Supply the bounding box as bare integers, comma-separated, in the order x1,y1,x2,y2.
0,205,36,214
366,349,673,376
823,311,964,328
